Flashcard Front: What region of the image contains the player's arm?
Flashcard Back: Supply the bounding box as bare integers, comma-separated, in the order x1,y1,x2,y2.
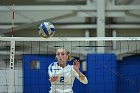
73,60,88,84
48,63,58,83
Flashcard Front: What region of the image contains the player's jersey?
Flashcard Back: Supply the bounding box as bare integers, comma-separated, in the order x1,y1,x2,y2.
48,62,87,93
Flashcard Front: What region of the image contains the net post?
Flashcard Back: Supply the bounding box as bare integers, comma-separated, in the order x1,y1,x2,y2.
8,41,15,93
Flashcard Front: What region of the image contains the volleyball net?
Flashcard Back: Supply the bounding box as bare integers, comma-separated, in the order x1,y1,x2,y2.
0,37,140,93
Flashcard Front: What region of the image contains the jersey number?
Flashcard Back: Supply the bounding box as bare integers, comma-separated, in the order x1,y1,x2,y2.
60,76,64,83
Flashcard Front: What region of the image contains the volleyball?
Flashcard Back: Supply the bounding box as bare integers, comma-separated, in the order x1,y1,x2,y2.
38,22,56,38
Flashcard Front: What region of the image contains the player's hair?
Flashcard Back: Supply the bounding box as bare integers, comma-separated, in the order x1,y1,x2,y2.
66,50,74,61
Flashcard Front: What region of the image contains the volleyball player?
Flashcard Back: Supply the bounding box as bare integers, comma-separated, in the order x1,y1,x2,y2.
48,48,88,93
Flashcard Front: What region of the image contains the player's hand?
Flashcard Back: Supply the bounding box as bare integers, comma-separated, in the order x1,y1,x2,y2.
50,76,58,82
73,59,80,73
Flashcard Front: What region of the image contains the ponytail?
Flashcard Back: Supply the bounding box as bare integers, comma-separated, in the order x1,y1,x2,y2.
66,51,74,61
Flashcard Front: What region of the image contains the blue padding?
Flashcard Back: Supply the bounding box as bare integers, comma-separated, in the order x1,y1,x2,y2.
23,54,56,93
87,54,117,93
117,55,140,93
73,78,88,93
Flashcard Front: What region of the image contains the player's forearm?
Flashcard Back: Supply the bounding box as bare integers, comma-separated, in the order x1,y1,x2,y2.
77,71,88,84
78,72,86,80
73,64,88,84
